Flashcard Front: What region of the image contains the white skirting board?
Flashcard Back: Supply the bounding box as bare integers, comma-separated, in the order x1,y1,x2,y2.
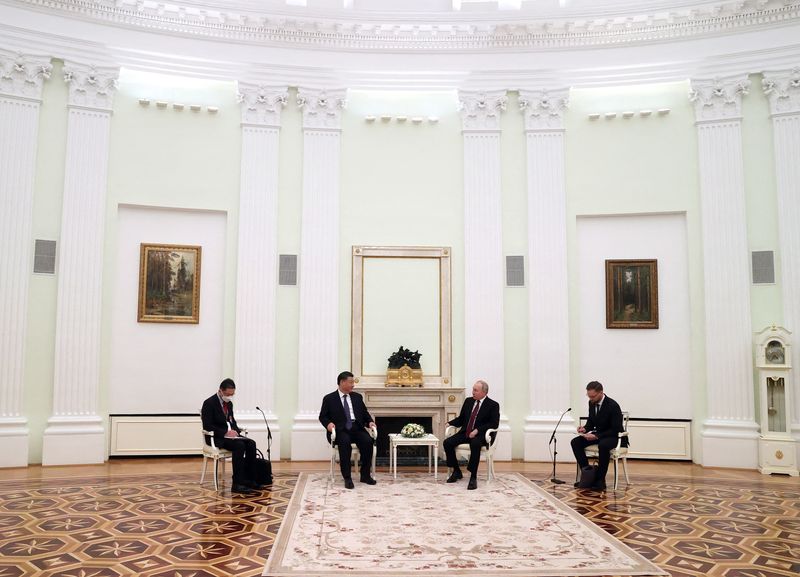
110,415,202,456
626,420,692,460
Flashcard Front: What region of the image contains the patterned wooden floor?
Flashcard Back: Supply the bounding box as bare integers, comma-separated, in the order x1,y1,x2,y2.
0,463,797,577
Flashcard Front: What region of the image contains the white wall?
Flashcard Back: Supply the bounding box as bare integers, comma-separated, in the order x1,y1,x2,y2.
576,213,692,419
109,204,227,414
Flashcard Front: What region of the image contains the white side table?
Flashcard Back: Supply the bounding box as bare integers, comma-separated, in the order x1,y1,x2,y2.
388,433,440,480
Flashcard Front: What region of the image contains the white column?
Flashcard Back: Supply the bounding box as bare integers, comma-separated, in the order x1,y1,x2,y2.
517,89,576,462
232,83,288,460
459,90,511,460
291,88,346,460
0,50,52,468
763,68,800,464
690,75,760,468
42,62,118,466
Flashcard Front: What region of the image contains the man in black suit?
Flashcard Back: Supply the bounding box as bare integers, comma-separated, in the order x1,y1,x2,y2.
443,380,500,490
319,371,377,489
201,378,262,494
571,381,627,491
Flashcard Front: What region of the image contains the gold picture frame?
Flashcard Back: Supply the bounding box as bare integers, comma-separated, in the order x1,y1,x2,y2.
137,243,201,324
605,259,658,329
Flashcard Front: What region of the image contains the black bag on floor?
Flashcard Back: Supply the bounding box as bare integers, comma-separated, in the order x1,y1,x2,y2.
577,465,596,488
253,449,273,485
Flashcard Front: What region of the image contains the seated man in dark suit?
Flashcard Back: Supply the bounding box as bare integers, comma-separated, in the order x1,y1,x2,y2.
571,380,627,491
319,371,377,489
443,380,500,490
201,378,263,494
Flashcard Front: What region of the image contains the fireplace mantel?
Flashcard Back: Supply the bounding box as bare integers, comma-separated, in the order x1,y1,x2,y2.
360,387,465,441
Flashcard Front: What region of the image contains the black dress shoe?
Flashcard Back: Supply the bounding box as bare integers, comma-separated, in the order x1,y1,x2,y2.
446,470,463,483
344,478,355,489
231,484,255,494
467,477,478,490
590,482,607,491
360,477,377,485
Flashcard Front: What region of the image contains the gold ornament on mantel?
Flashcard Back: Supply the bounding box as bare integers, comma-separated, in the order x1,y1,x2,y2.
386,346,423,387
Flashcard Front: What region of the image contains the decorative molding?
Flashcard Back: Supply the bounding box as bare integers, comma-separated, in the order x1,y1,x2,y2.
63,61,119,110
43,79,113,465
692,101,760,466
763,67,800,116
689,75,751,122
0,49,51,100
768,110,800,437
297,88,346,130
4,0,800,52
518,88,569,131
236,82,288,127
459,90,507,131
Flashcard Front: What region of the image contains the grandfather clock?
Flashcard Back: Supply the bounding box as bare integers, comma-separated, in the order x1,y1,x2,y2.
754,326,798,476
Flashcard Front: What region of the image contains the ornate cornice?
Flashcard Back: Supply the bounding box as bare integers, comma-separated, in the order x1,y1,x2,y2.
0,49,51,100
297,88,346,130
689,75,751,122
237,83,288,127
459,90,507,131
63,61,118,110
518,88,570,131
762,67,800,116
4,0,800,52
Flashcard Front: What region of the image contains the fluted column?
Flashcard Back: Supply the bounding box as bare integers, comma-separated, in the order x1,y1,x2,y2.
291,88,346,460
763,68,800,462
42,62,118,466
232,83,288,460
690,75,759,468
0,50,51,467
460,90,510,460
517,89,575,461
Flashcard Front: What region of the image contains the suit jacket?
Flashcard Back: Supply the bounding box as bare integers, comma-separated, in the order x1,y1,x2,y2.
201,393,241,445
319,390,374,436
584,395,628,446
448,396,500,445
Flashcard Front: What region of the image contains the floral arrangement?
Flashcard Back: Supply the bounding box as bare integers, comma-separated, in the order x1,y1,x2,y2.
400,423,426,438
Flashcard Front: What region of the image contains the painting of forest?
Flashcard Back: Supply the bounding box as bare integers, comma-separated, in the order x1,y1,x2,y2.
138,244,201,323
605,259,658,329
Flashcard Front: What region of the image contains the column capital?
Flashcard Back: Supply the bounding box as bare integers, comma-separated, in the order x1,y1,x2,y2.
518,88,570,131
63,62,119,111
458,90,507,131
762,68,800,117
0,49,52,101
689,75,751,123
297,87,347,130
237,82,288,127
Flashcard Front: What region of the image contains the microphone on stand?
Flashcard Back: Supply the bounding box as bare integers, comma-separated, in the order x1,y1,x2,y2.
549,407,571,485
255,406,273,461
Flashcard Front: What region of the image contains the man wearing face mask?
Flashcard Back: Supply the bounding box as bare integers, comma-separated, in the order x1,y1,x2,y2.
201,378,262,494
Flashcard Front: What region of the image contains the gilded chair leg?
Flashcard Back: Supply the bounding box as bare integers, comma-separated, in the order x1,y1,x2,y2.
613,459,618,490
622,457,630,486
200,456,207,485
213,458,219,491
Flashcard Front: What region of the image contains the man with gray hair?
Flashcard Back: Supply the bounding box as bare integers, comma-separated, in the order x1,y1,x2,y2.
443,380,500,490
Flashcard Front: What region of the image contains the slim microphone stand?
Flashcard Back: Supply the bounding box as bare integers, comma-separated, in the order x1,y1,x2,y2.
256,406,273,461
549,407,571,484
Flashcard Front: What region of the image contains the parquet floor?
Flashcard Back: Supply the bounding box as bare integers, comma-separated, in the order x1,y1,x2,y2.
0,459,797,577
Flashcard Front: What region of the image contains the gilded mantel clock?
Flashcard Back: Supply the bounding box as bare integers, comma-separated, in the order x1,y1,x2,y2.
754,326,798,476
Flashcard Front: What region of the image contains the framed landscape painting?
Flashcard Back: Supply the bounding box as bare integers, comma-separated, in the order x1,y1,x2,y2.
138,244,201,324
605,259,658,329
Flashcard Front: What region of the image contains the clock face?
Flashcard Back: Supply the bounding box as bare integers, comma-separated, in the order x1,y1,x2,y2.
765,341,785,365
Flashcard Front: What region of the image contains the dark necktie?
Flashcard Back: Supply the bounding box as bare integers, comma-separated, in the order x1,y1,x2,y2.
222,402,229,418
342,395,353,430
466,400,480,436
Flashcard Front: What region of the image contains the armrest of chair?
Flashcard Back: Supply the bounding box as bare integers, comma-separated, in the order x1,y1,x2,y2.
367,426,378,442
329,426,336,445
445,425,459,438
202,430,218,449
485,428,499,447
615,430,628,450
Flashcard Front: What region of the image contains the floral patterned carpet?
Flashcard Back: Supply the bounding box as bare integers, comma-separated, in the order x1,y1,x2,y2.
264,472,667,577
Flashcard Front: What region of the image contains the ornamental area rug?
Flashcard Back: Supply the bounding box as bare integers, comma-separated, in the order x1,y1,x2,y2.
263,472,668,577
